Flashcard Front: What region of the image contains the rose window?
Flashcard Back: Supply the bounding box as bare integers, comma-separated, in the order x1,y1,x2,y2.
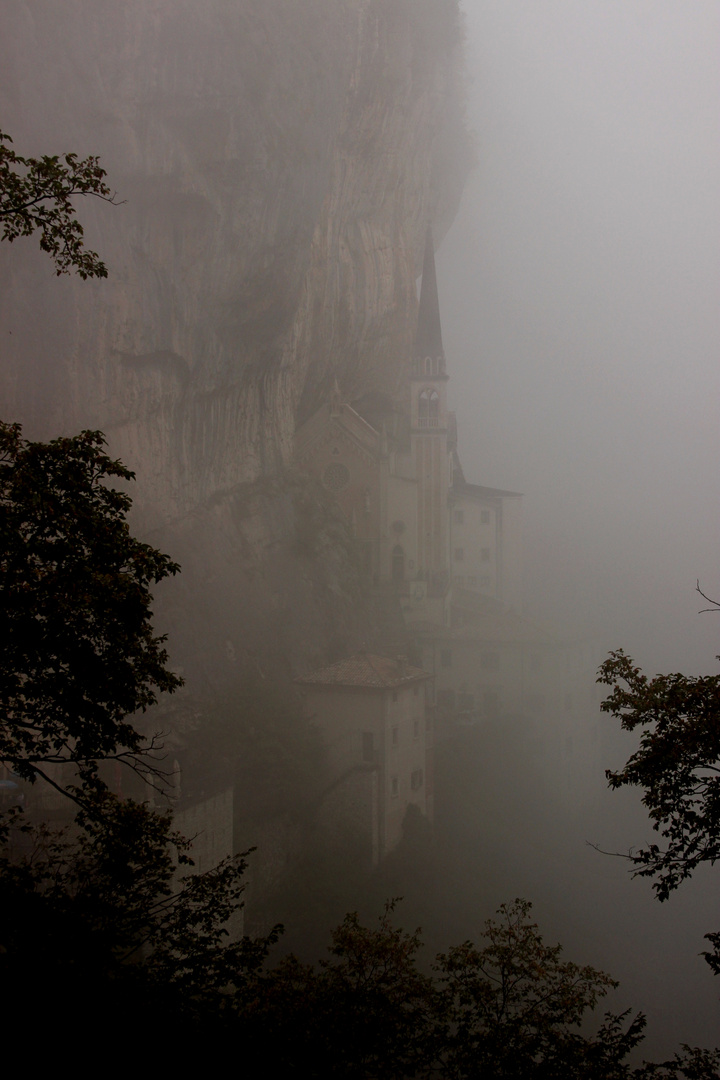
323,462,350,492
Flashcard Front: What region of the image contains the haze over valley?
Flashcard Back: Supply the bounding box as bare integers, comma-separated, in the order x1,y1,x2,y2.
1,0,718,1062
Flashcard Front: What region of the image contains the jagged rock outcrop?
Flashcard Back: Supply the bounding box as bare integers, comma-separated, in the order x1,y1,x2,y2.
0,0,470,682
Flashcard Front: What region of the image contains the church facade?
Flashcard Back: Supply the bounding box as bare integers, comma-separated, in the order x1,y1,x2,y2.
295,230,523,632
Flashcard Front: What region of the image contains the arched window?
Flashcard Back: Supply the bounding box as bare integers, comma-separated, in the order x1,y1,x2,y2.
418,388,439,427
392,544,405,582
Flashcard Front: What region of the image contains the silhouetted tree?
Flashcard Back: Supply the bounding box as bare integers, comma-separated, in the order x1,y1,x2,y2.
598,649,720,974
0,423,182,800
238,898,717,1078
435,899,645,1079
0,129,118,278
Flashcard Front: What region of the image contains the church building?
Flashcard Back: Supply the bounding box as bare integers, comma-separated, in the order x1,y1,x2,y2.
295,229,602,856
295,228,523,630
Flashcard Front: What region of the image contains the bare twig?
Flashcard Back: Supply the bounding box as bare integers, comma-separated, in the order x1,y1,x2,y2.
696,579,720,614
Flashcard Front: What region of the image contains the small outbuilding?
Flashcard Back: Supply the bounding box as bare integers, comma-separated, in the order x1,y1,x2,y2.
296,652,431,862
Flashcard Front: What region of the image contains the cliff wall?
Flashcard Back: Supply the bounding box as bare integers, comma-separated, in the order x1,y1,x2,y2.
0,0,470,683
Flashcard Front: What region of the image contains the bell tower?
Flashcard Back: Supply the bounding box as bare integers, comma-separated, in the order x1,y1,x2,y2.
410,228,450,579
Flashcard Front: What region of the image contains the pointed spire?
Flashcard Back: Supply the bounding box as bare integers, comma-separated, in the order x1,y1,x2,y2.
414,226,444,364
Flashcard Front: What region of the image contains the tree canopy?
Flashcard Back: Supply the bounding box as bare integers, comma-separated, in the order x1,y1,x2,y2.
0,129,118,278
436,899,641,1079
0,422,182,796
236,898,717,1078
0,785,275,1049
598,648,720,974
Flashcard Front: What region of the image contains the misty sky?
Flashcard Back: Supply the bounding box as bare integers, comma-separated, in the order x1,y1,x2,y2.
438,0,720,674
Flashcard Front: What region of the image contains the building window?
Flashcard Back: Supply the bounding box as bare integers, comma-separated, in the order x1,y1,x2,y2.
467,575,477,587
454,510,464,524
391,775,399,797
440,650,452,669
479,652,500,670
411,769,424,791
362,732,374,762
454,547,464,562
481,547,491,562
481,510,490,524
418,388,439,427
392,725,398,746
323,462,350,492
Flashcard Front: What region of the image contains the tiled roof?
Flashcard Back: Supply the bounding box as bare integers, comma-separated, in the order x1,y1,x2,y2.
296,652,427,689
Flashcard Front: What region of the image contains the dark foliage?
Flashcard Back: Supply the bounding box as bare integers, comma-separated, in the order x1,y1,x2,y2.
598,649,720,973
237,898,717,1079
0,788,278,1049
0,129,118,278
243,902,436,1078
435,898,644,1080
0,423,182,794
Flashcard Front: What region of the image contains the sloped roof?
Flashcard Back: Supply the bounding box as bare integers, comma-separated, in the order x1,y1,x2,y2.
296,652,427,689
295,401,381,463
453,480,523,500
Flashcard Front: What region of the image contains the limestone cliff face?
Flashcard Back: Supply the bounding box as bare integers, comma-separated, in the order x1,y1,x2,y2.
0,0,469,681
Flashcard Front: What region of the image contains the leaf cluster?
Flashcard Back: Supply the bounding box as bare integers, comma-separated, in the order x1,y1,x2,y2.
435,899,644,1080
235,899,664,1079
2,806,715,1076
0,423,182,794
598,649,720,972
0,788,277,1042
246,902,435,1078
0,130,119,278
599,649,720,896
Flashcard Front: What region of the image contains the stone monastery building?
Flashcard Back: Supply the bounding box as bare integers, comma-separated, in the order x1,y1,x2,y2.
295,231,599,859
296,230,523,629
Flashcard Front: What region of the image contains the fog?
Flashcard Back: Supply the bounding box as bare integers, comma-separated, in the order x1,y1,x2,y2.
430,1,720,1055
439,0,720,675
1,0,718,1062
